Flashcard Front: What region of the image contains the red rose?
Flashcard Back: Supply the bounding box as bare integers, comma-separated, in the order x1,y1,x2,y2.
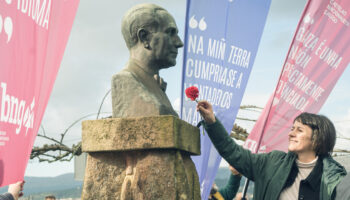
185,86,199,101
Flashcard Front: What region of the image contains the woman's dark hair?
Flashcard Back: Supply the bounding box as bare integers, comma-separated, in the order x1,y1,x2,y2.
294,112,336,156
45,195,56,200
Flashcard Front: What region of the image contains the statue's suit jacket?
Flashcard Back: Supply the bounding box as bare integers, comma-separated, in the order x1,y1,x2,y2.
112,60,178,118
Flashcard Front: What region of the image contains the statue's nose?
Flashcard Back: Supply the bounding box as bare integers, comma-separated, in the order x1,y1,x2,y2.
175,35,184,48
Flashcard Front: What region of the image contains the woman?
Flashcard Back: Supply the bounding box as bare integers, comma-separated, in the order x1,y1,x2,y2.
197,101,346,200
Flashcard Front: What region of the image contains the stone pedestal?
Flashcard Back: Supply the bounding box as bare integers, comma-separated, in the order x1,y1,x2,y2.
81,115,201,200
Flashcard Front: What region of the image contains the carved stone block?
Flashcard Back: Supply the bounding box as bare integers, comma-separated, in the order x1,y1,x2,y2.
81,116,201,200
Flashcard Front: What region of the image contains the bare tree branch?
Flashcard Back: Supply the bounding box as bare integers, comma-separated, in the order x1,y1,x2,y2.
230,123,249,141
333,149,350,154
28,93,271,163
31,87,113,163
236,117,257,122
239,105,263,110
31,143,81,163
97,89,111,119
31,112,104,162
31,102,259,162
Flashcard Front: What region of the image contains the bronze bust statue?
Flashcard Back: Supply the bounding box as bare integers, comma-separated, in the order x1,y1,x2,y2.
81,4,200,200
112,3,183,118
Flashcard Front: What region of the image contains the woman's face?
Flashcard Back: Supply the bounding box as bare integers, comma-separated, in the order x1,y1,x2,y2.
288,121,314,154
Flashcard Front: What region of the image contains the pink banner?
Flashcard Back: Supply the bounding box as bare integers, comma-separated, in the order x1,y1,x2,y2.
245,0,350,153
0,0,79,186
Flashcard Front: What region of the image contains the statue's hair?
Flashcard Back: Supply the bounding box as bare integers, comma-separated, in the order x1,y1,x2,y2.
121,4,166,49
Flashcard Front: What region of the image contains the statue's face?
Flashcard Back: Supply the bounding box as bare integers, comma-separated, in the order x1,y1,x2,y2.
149,11,183,68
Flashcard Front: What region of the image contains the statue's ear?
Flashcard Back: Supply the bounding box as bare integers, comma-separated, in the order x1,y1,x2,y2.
137,28,150,49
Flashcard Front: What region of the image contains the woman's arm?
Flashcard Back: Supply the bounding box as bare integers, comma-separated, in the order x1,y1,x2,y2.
219,174,242,200
204,118,269,180
197,100,270,181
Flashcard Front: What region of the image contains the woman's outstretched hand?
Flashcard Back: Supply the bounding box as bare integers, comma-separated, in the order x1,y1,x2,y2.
8,181,25,200
197,100,216,125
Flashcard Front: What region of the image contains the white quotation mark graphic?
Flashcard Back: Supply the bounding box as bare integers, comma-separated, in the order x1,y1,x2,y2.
303,13,314,24
0,15,13,43
272,97,280,106
0,0,13,43
189,15,207,31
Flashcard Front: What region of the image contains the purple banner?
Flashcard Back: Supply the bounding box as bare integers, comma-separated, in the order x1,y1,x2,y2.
180,0,271,198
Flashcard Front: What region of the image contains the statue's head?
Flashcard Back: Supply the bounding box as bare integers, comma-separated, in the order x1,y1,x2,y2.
122,4,183,69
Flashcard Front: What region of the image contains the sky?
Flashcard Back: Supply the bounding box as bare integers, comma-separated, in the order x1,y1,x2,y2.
25,0,350,177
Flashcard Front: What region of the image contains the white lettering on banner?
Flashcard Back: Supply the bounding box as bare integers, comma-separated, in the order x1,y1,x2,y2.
258,145,266,153
188,34,204,55
294,27,343,69
275,73,325,110
287,69,325,101
187,34,252,69
182,105,218,126
182,107,201,126
280,84,309,112
0,136,9,141
185,33,252,125
243,138,258,152
0,130,8,146
1,0,51,44
184,83,233,109
317,45,342,69
227,45,251,68
325,1,350,26
17,0,51,30
274,8,349,112
186,58,243,88
243,139,267,153
185,34,250,110
276,77,324,112
288,45,312,69
207,38,226,60
0,82,35,135
295,27,319,51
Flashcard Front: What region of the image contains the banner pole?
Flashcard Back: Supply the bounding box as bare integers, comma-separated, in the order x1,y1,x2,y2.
239,2,312,197
241,179,250,200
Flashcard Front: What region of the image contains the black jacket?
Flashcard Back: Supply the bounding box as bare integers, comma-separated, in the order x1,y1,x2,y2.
283,157,323,200
0,193,14,200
